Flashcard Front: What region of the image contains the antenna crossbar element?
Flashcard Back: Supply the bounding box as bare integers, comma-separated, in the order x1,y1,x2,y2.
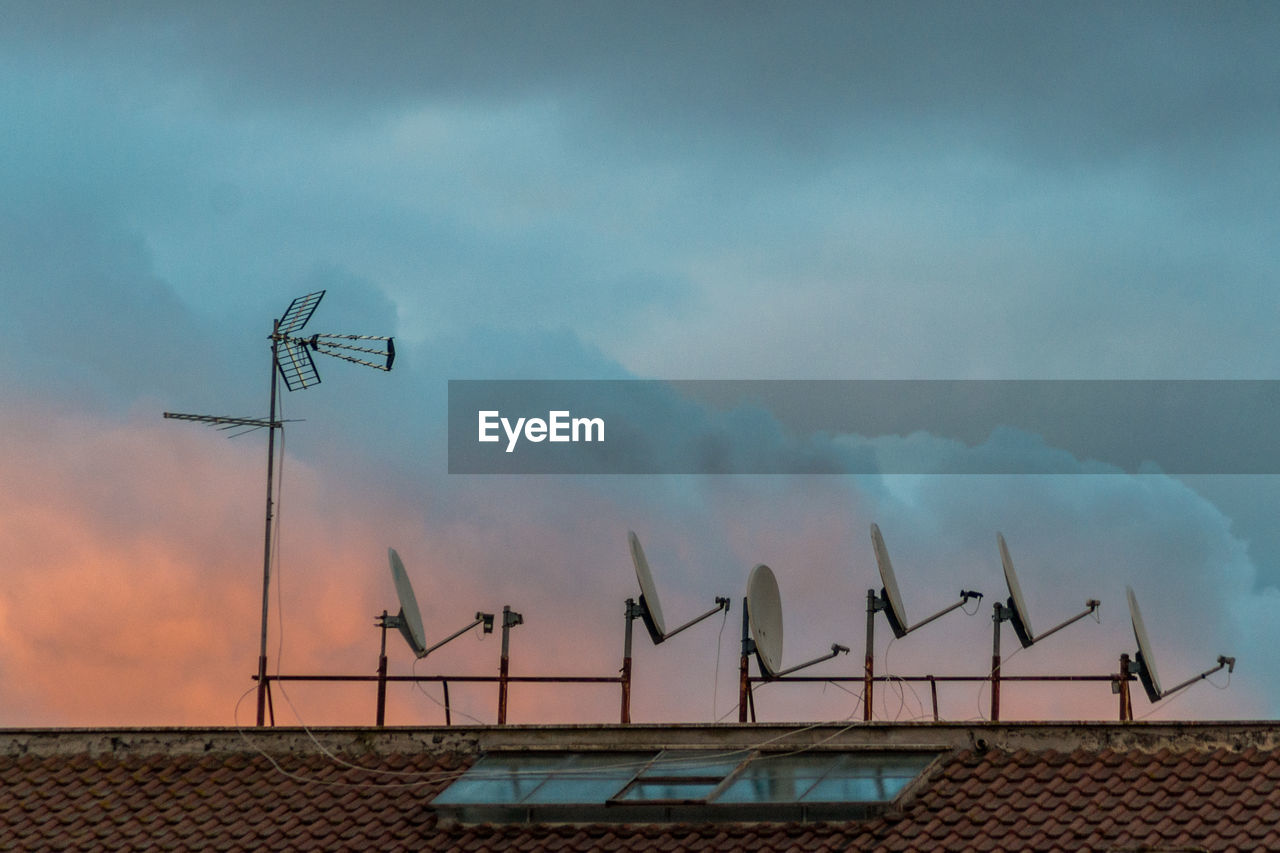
163,412,284,430
277,339,321,391
275,333,396,373
277,290,324,335
309,339,394,371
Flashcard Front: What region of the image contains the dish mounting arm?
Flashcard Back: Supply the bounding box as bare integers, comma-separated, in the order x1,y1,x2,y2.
899,589,983,635
1135,653,1235,702
652,596,731,643
381,610,495,659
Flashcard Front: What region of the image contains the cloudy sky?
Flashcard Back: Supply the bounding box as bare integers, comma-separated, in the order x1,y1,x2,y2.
2,1,1277,727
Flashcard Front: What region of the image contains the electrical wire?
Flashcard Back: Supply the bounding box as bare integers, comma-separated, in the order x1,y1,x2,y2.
712,603,729,722
410,654,488,726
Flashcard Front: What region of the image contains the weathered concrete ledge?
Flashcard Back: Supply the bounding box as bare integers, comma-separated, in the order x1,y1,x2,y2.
2,720,1278,757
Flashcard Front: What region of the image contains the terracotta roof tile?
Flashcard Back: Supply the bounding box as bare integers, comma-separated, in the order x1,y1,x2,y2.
5,727,1280,851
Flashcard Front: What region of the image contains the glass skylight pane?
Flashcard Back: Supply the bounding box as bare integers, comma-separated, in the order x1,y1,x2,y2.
522,753,652,804
802,774,906,803
643,750,746,778
825,752,936,777
713,758,827,803
618,781,720,801
711,752,936,805
432,754,568,805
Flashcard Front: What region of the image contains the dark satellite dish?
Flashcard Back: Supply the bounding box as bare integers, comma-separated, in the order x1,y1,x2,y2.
627,531,728,645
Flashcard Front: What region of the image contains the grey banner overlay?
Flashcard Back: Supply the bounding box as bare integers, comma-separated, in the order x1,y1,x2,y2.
448,380,1280,474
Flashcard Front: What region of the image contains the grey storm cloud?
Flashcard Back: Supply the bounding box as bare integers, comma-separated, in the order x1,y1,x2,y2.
7,2,1279,162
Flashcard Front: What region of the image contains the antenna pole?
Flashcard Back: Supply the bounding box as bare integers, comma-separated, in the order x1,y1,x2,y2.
621,598,638,724
738,595,752,723
1118,653,1133,721
255,321,282,727
864,589,878,722
991,602,1004,722
497,605,522,725
376,610,389,727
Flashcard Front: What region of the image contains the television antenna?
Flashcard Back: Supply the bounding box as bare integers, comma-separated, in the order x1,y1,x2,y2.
164,290,394,726
862,523,981,721
989,532,1099,719
621,532,729,722
1120,585,1234,718
737,563,849,721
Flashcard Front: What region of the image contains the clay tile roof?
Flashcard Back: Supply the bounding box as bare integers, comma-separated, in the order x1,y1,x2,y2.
4,724,1280,851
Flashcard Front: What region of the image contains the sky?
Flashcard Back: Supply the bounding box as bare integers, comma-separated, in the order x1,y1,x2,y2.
2,1,1278,728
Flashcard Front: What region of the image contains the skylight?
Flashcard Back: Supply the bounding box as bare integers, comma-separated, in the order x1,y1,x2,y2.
431,749,939,823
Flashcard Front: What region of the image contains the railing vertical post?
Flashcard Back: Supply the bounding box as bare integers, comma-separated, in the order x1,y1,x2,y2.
738,596,751,723
375,613,389,727
1119,654,1133,722
991,603,1003,722
498,605,515,725
864,589,877,722
621,599,635,724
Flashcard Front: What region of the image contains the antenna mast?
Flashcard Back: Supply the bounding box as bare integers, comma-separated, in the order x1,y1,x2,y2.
165,290,394,726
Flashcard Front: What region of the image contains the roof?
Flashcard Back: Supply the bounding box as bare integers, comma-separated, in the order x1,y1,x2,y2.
4,722,1280,851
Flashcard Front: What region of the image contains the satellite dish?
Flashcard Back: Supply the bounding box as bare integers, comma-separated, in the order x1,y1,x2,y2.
1126,585,1164,703
998,533,1036,648
385,548,494,660
629,531,668,644
626,531,729,646
871,523,909,638
388,547,427,656
747,564,784,678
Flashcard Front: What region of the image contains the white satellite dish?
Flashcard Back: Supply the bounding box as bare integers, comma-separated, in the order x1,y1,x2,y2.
629,531,668,643
1126,585,1164,703
999,533,1036,648
385,547,493,660
627,531,728,646
389,547,427,656
744,563,847,681
1125,584,1234,706
870,523,909,638
747,564,784,677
